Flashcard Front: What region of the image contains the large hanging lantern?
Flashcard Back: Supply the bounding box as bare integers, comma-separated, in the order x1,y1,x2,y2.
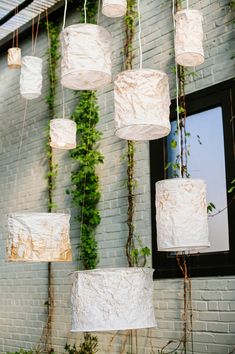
155,179,210,252
114,69,171,141
174,9,204,67
8,47,21,69
50,119,77,150
7,213,72,262
71,267,156,332
60,24,112,90
102,0,127,17
20,56,43,100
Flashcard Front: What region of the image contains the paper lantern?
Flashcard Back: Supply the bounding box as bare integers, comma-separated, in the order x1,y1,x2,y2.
114,69,171,141
8,48,21,69
155,179,210,252
174,9,204,67
50,119,77,150
20,56,43,99
7,213,72,262
102,0,127,17
60,24,112,90
71,267,156,332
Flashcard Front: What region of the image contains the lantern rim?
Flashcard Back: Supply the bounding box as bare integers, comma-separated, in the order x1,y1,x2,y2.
174,8,203,18
102,4,127,18
157,244,210,252
8,212,70,217
115,68,168,81
176,52,204,67
72,266,154,276
116,123,170,141
50,142,77,150
61,71,112,91
8,64,21,69
22,55,42,63
155,178,206,186
61,23,112,40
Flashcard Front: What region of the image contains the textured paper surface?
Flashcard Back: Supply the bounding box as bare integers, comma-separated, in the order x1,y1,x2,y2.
102,0,127,17
71,267,156,331
114,69,171,141
50,119,77,150
155,179,210,252
174,9,204,67
20,56,42,99
8,48,21,69
7,213,72,262
61,24,112,90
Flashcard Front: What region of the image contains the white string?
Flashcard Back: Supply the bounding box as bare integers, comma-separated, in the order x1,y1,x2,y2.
62,87,65,119
137,0,143,69
84,0,87,24
97,0,101,25
186,0,189,9
172,0,182,177
62,0,68,30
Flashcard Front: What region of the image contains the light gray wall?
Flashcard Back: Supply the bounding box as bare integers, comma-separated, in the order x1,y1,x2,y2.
0,0,234,353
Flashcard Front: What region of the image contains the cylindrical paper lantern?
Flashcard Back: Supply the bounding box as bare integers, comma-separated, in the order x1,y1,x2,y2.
102,0,127,17
114,69,171,141
61,24,112,90
71,267,156,331
50,119,77,150
155,179,210,252
174,9,204,67
20,56,42,100
7,213,72,262
8,47,21,69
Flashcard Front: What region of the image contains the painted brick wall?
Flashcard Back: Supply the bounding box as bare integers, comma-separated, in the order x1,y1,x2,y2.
0,0,234,353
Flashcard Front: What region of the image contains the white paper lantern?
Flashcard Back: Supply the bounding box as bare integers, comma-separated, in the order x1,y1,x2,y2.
20,56,43,99
155,179,210,252
174,9,204,67
7,213,72,262
102,0,127,17
61,24,112,90
71,267,156,332
50,119,77,150
114,69,171,141
8,48,21,69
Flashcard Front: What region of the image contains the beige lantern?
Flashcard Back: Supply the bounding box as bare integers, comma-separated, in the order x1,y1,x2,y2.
50,119,77,150
8,48,21,69
102,0,127,17
174,9,204,67
114,69,171,141
20,56,43,100
71,267,156,332
60,24,112,90
7,213,72,262
155,179,210,252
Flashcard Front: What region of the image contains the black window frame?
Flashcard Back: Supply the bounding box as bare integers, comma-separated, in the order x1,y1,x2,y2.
150,79,235,279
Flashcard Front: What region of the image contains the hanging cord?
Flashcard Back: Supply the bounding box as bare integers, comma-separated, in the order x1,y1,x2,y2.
172,0,182,177
32,14,41,55
62,0,68,30
137,0,143,69
16,5,19,48
84,0,87,24
97,0,101,25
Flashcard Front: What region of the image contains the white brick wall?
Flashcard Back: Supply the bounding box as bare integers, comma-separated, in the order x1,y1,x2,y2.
0,0,234,353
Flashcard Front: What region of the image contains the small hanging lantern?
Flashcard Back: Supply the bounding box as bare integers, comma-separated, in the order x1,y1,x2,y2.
102,0,127,17
60,24,112,90
7,213,72,262
50,119,77,150
114,69,171,141
174,9,204,67
155,179,210,252
71,267,156,332
8,47,21,69
20,56,43,100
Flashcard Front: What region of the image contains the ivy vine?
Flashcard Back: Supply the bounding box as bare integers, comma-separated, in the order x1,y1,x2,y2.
70,91,103,270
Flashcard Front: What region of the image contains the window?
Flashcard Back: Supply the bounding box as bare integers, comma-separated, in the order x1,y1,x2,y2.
150,79,235,278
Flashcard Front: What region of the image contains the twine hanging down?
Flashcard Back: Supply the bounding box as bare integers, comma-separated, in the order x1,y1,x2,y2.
8,6,21,69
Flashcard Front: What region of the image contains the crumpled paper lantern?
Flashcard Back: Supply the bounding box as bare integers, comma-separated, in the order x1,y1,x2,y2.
61,24,112,90
7,213,72,262
71,267,156,332
20,56,43,99
50,118,77,150
174,9,204,67
8,47,21,69
102,0,127,17
155,179,210,252
114,69,171,141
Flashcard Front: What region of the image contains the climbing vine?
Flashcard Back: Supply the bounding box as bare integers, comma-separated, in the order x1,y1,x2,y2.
70,91,103,270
